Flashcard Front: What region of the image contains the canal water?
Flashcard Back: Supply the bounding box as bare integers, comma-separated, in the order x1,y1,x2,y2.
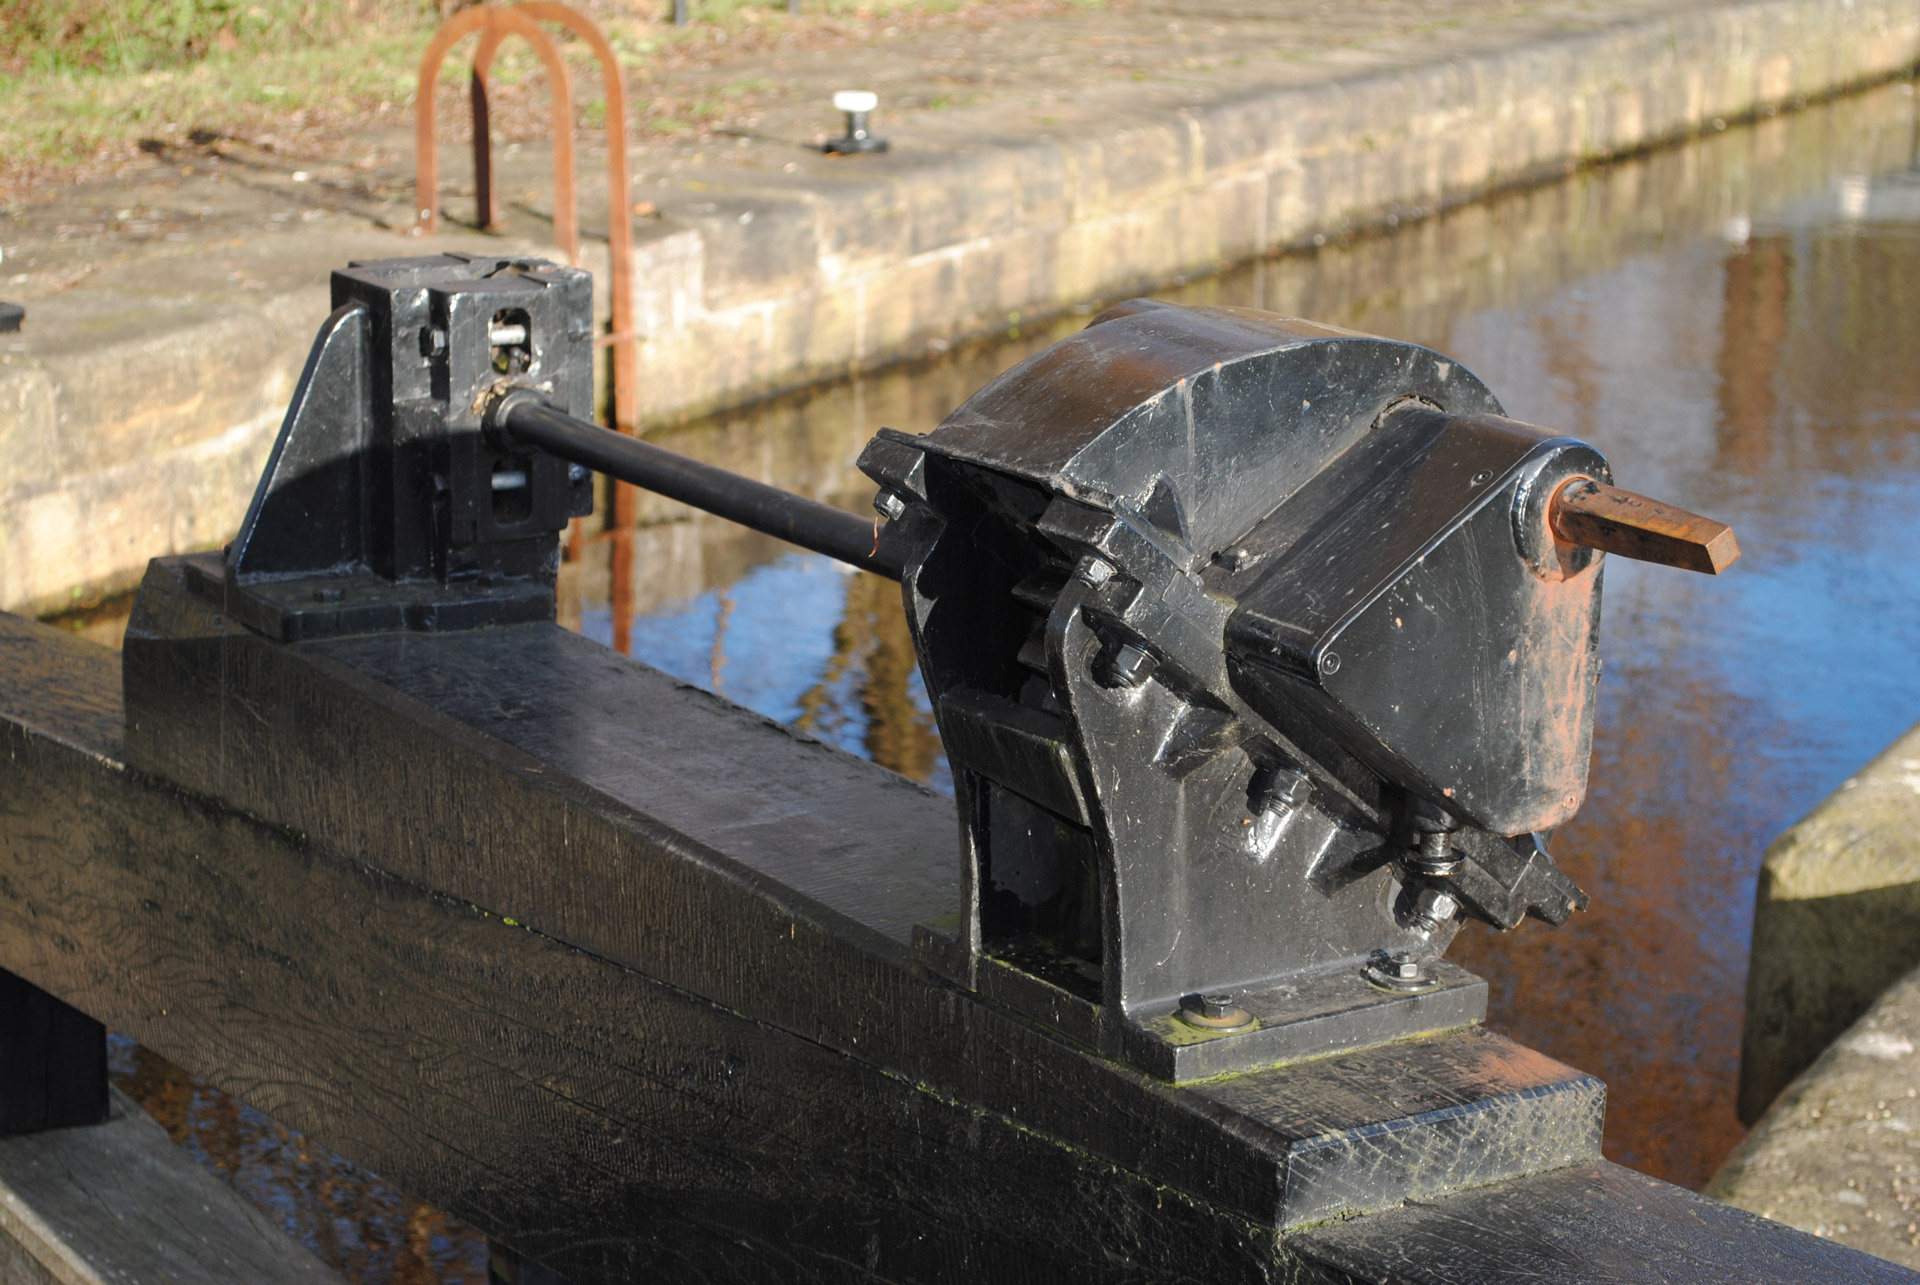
58,77,1920,1279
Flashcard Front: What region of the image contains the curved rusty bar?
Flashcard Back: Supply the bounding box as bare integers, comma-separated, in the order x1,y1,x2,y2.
506,4,644,651
415,6,578,264
507,3,635,432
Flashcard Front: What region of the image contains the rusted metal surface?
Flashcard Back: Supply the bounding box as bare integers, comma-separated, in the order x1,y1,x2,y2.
414,7,577,265
1550,478,1741,574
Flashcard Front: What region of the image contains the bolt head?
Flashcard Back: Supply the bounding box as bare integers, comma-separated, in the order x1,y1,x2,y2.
1255,767,1310,815
1363,947,1439,993
1102,642,1155,689
1178,992,1255,1031
873,490,907,521
1077,556,1116,586
1414,888,1460,924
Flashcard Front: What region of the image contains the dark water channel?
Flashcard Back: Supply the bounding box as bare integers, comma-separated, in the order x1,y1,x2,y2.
59,79,1920,1279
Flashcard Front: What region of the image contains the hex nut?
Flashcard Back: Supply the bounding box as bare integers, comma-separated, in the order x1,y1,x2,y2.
1077,556,1117,586
1413,887,1459,925
1100,642,1155,689
1362,948,1440,994
1178,993,1255,1032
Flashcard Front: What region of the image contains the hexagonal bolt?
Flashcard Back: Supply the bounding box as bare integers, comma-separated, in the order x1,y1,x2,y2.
1098,641,1156,689
1076,556,1117,586
1405,829,1463,877
873,490,908,521
1178,992,1254,1031
1252,766,1311,817
1410,886,1460,934
1363,946,1437,993
1385,949,1422,981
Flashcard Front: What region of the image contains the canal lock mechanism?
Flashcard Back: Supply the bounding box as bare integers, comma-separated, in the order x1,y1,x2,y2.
176,256,1738,1084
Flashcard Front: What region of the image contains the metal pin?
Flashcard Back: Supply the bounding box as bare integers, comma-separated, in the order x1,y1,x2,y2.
1549,479,1740,574
489,324,528,347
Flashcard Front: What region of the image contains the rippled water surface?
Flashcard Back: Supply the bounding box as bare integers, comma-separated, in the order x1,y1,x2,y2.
62,78,1920,1278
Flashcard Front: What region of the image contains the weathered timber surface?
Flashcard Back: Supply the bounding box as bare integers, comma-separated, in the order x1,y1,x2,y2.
10,593,1905,1280
0,1087,345,1283
6,623,1276,1280
310,618,957,948
110,565,1606,1232
1291,1162,1919,1283
1,599,1906,1280
2,606,1611,1281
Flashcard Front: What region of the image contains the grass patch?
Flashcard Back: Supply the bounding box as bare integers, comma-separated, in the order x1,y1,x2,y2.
0,0,1067,199
1,1,440,194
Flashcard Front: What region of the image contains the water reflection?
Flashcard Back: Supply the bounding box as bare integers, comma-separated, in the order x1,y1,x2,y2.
107,1034,485,1283
568,81,1920,1190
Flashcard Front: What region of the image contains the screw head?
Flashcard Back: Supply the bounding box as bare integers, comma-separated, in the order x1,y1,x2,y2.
1318,651,1341,676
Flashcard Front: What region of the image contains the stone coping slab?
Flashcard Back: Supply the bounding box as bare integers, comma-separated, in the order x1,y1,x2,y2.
1741,719,1920,1124
1,0,1917,615
1713,962,1920,1270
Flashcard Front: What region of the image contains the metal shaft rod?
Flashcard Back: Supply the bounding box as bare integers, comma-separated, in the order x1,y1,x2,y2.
499,396,903,580
1549,478,1740,574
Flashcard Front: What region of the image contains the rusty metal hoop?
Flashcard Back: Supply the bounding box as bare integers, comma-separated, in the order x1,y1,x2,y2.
415,6,579,264
474,4,636,433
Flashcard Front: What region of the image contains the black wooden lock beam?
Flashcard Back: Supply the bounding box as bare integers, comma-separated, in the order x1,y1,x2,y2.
7,254,1890,1283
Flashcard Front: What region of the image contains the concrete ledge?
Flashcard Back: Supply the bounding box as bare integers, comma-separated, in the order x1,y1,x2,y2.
3,0,1917,617
1740,721,1920,1124
619,0,1920,423
1712,963,1920,1269
0,1086,345,1283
